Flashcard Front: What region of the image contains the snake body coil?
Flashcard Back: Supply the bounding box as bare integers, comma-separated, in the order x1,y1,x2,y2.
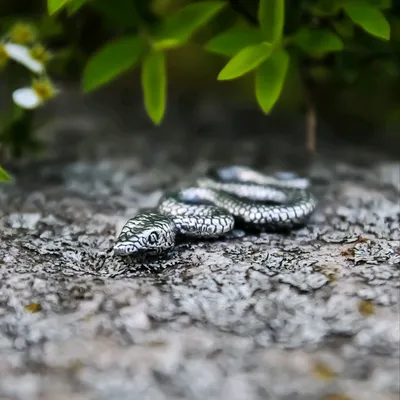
114,166,317,256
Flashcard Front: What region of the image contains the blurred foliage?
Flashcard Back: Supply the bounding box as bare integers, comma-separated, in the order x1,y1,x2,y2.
0,0,400,178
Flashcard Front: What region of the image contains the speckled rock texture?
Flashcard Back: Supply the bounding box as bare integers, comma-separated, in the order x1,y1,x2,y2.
0,90,399,400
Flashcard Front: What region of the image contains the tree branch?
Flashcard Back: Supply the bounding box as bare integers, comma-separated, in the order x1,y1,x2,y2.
304,90,317,156
299,64,317,157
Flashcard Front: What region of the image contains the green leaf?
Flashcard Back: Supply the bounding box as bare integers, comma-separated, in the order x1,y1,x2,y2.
37,16,64,37
205,26,263,57
258,0,285,43
307,0,341,16
82,36,144,92
308,66,332,82
141,50,167,125
332,17,355,38
0,166,11,182
67,0,87,15
47,0,69,15
153,1,225,49
217,42,273,81
294,28,344,54
90,0,142,29
255,49,289,113
363,0,392,10
151,38,182,51
343,2,390,40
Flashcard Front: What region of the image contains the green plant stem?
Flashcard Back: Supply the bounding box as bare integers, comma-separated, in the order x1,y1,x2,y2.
228,0,258,25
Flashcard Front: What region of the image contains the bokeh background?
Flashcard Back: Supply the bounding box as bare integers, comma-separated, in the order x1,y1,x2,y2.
1,0,400,162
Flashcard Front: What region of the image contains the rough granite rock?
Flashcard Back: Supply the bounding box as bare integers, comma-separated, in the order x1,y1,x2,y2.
0,91,399,400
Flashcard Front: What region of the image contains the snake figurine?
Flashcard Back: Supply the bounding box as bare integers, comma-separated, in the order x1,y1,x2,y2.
113,165,317,257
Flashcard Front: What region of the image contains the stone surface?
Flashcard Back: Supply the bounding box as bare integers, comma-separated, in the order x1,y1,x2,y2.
0,90,399,400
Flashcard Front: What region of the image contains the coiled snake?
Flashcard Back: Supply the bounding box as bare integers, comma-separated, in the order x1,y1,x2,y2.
113,166,317,257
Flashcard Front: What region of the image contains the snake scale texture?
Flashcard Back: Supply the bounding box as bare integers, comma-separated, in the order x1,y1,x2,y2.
113,166,317,257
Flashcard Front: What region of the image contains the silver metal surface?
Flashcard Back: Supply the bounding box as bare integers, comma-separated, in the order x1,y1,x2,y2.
114,166,317,256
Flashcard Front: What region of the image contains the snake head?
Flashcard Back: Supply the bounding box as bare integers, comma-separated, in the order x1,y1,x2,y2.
113,212,176,256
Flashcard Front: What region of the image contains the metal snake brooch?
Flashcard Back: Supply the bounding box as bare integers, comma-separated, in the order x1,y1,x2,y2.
113,165,317,257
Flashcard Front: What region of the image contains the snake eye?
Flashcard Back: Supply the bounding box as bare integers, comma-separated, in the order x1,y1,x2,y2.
148,231,159,244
